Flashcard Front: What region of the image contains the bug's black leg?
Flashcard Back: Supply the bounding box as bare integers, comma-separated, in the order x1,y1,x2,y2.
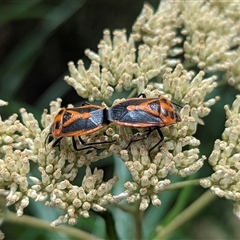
81,102,90,106
78,136,115,147
78,136,86,145
148,128,164,156
72,136,115,151
45,133,50,145
125,127,154,149
71,137,97,151
137,93,146,98
52,137,63,150
72,137,78,150
45,133,51,151
51,135,115,152
85,139,116,146
126,127,164,161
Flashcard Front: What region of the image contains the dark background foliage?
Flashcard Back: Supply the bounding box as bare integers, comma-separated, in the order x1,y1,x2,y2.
0,1,239,239
0,0,158,120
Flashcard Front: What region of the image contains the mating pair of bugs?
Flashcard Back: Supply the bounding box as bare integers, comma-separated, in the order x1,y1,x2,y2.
48,93,182,155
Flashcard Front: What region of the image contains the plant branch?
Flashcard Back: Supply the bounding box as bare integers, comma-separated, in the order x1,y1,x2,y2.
153,190,216,239
134,204,144,240
163,179,200,191
3,210,100,240
114,203,136,213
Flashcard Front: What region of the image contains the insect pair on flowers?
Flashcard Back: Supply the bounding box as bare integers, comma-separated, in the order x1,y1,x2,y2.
47,93,182,156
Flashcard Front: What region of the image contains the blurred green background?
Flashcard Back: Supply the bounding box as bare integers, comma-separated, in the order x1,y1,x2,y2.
1,0,240,239
0,0,159,119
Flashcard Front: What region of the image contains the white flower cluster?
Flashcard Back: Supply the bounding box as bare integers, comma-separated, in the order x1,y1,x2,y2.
0,105,39,217
46,166,118,226
129,1,240,91
200,95,240,220
178,1,240,93
64,30,169,101
179,1,240,72
0,99,119,225
107,64,217,209
64,1,240,101
132,1,182,55
33,100,118,225
64,2,183,102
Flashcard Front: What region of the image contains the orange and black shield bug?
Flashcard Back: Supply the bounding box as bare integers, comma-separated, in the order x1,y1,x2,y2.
107,93,181,155
47,103,112,151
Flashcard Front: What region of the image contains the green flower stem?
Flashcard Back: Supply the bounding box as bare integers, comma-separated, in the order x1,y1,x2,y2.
163,179,200,191
153,190,216,239
115,203,136,213
134,203,144,240
3,210,100,240
116,202,144,239
162,178,197,226
114,180,201,239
